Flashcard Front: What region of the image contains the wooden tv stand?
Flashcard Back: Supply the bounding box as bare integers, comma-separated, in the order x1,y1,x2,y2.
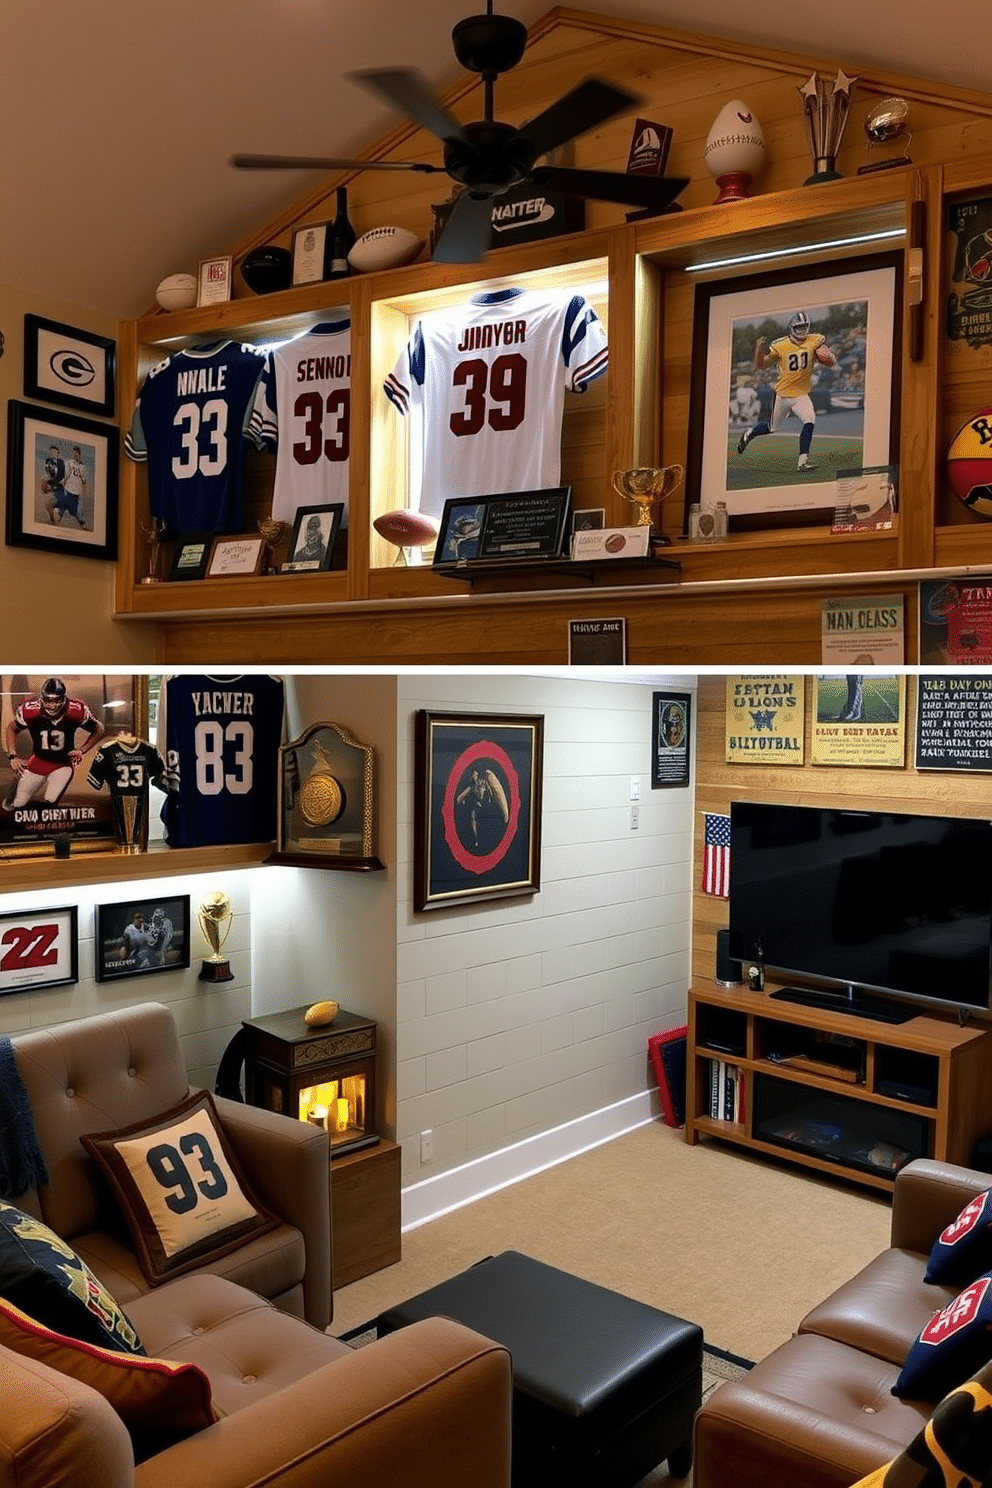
686,982,992,1191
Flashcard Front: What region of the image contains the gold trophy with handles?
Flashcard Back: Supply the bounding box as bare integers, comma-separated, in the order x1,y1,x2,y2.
611,465,684,547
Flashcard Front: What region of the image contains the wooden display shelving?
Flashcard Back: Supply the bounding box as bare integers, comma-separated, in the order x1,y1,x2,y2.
686,981,992,1192
0,840,273,896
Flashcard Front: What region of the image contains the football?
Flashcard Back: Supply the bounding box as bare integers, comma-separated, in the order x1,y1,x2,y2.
348,226,425,274
373,508,439,548
815,345,837,366
948,406,992,518
155,272,198,312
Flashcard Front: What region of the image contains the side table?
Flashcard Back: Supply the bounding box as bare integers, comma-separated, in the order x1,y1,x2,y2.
331,1137,402,1288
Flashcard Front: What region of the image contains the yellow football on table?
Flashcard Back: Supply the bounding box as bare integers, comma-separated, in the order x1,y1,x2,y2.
304,1000,339,1028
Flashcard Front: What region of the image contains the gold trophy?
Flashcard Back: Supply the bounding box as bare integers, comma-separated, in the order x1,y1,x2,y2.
798,70,857,184
858,98,911,175
197,890,234,982
140,517,166,584
611,465,684,547
258,517,288,574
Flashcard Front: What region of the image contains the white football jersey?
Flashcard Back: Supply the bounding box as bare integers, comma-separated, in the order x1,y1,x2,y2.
384,287,608,519
250,319,351,526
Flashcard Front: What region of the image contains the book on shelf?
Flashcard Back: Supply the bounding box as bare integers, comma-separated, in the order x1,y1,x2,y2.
708,1059,744,1123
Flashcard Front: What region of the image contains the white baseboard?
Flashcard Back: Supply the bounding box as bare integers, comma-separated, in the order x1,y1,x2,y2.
401,1090,656,1232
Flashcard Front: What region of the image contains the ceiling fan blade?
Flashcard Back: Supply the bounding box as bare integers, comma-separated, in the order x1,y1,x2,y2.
431,191,494,263
231,152,444,173
536,165,690,211
516,77,641,160
349,68,469,146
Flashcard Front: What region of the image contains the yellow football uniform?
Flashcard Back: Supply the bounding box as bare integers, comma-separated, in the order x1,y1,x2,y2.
766,333,826,399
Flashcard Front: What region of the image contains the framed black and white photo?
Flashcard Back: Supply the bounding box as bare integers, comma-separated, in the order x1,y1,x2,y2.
686,253,901,530
651,691,691,788
414,710,543,912
0,906,78,995
6,400,118,560
282,504,343,572
24,314,116,418
95,895,191,982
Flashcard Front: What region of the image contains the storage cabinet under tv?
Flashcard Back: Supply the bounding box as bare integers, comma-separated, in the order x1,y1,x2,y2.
686,982,992,1192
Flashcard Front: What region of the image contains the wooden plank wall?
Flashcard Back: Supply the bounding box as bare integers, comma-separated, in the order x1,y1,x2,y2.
691,673,992,986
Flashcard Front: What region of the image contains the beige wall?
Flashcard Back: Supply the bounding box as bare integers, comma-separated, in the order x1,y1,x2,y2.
0,280,154,662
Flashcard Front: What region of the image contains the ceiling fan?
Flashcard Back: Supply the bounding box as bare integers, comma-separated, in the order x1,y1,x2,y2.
231,1,689,263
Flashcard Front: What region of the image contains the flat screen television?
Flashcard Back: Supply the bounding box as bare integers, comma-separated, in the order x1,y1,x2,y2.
728,801,992,1021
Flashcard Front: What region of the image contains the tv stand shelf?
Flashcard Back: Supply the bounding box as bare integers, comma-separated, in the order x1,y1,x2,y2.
686,982,992,1192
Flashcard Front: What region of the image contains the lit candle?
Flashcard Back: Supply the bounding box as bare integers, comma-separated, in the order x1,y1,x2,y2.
309,1106,328,1130
335,1098,350,1133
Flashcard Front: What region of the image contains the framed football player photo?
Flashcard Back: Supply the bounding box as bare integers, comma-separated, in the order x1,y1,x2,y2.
414,710,544,913
281,504,343,572
685,253,901,531
5,400,118,561
95,895,191,983
0,674,148,857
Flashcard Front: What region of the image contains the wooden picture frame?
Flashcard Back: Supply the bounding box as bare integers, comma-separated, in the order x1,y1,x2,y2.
686,252,901,531
0,905,78,995
6,400,118,560
207,533,266,578
281,504,343,572
23,314,116,418
414,710,543,912
95,895,191,982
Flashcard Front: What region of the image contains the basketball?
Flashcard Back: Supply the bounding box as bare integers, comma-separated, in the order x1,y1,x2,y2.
947,407,992,517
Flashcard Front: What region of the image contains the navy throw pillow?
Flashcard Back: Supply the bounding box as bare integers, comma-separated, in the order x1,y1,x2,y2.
925,1190,992,1285
892,1272,992,1401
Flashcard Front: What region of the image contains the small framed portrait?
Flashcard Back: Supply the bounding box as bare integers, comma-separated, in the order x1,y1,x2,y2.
0,906,78,995
686,252,901,530
168,533,212,581
414,710,544,912
197,255,232,307
207,533,266,578
23,314,116,418
95,895,191,982
281,504,343,572
5,400,118,560
292,222,329,286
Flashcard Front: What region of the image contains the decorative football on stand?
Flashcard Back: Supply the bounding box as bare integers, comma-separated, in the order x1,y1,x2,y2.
374,508,439,547
947,407,992,517
348,226,425,273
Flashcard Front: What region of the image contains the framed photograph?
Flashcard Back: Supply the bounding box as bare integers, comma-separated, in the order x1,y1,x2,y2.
0,906,78,995
651,690,691,788
23,314,116,418
686,253,901,530
292,222,328,286
433,488,571,567
207,533,265,577
414,710,543,912
6,400,118,560
281,504,343,572
0,674,148,857
95,896,191,983
168,533,212,581
197,254,232,306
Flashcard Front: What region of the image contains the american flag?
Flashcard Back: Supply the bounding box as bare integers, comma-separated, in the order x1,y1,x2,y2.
702,813,731,897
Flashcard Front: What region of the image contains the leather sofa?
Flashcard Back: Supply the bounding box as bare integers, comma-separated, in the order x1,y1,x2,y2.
693,1157,992,1488
1,1003,513,1487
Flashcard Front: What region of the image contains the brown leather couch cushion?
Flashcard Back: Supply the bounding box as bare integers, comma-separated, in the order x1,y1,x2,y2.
798,1246,958,1365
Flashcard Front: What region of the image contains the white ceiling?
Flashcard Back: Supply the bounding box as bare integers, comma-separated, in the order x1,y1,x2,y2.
1,0,975,320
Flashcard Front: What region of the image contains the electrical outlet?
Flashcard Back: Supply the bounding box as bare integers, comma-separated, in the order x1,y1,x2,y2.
629,775,641,801
630,805,640,830
420,1129,433,1163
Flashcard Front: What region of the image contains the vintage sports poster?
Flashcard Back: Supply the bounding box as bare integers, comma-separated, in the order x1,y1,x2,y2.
920,578,992,664
811,674,906,766
651,691,691,788
724,675,805,763
821,594,904,666
915,673,992,772
946,195,992,364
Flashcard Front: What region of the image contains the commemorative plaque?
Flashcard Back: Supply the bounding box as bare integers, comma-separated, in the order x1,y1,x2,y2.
433,488,571,568
273,722,383,870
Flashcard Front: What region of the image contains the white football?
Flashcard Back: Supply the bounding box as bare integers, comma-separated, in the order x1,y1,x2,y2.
703,100,765,181
373,508,439,548
348,226,425,273
155,272,198,312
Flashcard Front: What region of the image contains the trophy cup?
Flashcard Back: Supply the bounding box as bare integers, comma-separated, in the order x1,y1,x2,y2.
611,465,684,548
197,890,234,982
258,518,287,574
858,98,911,175
140,517,166,584
798,70,858,184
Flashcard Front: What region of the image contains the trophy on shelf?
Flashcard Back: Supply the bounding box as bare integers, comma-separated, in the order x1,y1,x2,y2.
611,465,684,548
258,518,288,574
798,70,858,184
140,517,166,584
858,98,911,175
197,890,234,983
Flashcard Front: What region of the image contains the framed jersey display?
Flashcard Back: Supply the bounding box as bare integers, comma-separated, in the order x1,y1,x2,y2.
685,253,901,530
5,400,119,561
0,675,147,857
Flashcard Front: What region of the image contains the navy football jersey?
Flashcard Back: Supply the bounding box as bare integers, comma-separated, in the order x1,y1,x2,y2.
88,736,167,850
160,675,284,847
125,341,267,534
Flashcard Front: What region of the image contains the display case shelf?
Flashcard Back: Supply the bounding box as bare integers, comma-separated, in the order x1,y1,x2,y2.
0,841,273,896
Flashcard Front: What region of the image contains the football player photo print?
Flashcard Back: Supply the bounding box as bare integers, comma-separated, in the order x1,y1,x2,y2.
6,401,118,561
686,255,899,529
95,896,191,982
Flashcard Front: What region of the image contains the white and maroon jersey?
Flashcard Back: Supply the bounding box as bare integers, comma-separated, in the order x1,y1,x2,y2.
125,341,267,535
14,698,98,772
249,319,351,527
384,287,608,519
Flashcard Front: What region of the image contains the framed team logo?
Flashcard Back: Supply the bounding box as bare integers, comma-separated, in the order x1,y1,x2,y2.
685,253,901,530
414,710,543,913
95,896,191,983
0,906,78,996
23,314,116,418
5,400,119,561
0,674,148,858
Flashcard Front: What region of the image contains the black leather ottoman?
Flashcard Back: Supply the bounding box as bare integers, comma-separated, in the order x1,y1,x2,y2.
377,1250,703,1486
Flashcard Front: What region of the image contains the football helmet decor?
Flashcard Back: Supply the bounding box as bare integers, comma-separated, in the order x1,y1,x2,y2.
788,312,811,343
40,679,67,717
798,70,857,184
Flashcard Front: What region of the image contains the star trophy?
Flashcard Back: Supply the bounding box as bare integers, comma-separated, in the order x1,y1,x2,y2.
798,70,858,184
139,517,166,585
197,890,234,983
611,465,684,550
258,518,287,575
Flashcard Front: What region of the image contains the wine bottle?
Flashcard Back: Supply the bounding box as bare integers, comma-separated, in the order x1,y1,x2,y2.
324,187,356,280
